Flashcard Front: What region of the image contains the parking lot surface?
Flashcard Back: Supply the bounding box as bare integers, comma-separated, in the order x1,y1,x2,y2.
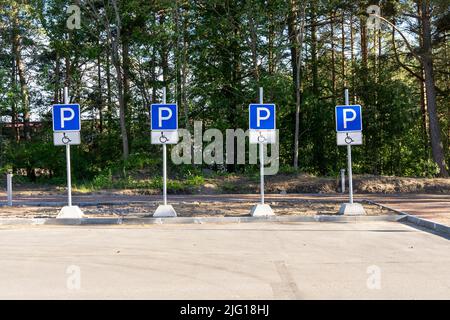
0,221,448,299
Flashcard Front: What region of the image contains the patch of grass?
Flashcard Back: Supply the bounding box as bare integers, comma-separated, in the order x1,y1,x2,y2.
73,172,205,193
72,185,95,194
277,165,299,175
185,175,205,186
220,181,242,193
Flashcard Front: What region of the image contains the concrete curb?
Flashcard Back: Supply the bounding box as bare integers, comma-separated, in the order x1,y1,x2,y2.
364,200,450,237
0,214,403,226
0,198,347,207
0,201,152,207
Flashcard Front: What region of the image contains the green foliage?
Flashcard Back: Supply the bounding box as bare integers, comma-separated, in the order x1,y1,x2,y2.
91,170,113,188
74,170,204,192
0,0,448,185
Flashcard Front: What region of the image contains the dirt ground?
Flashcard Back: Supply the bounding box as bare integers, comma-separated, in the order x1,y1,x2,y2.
3,174,449,195
0,174,447,222
114,174,450,195
0,200,392,218
214,174,450,194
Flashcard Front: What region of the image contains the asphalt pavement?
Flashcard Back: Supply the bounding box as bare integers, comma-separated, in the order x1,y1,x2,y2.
0,221,448,299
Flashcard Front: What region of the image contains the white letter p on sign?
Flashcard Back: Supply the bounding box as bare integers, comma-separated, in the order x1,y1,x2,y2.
257,107,270,127
60,108,75,129
343,109,357,129
158,107,172,128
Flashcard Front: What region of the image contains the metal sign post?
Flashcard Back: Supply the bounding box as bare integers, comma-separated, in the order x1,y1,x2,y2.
6,173,13,206
249,87,275,217
163,142,167,206
345,89,353,205
151,87,178,217
53,87,84,219
64,87,72,207
162,87,168,207
336,88,366,215
259,87,265,206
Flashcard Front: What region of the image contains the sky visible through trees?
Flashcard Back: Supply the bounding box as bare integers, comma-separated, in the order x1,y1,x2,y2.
0,0,448,184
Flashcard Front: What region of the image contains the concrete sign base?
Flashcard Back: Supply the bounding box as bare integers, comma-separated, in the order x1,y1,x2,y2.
153,205,177,217
339,203,366,215
57,206,85,219
250,204,275,217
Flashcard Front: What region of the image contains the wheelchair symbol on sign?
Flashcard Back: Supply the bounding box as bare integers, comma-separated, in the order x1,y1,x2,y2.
257,132,267,143
159,132,169,144
345,133,354,145
62,133,72,145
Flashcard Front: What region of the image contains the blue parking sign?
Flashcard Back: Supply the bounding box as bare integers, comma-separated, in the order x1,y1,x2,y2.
249,104,276,130
52,104,81,132
335,105,362,132
151,104,178,131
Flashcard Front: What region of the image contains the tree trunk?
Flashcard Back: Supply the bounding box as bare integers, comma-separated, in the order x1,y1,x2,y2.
341,11,346,87
10,26,19,142
311,7,318,95
330,10,336,104
420,0,448,176
289,0,305,169
11,3,30,141
248,14,259,82
417,3,429,155
420,67,428,155
445,32,450,156
181,5,189,129
65,33,71,94
174,1,185,127
360,16,368,70
97,44,103,132
268,9,275,75
106,40,113,131
122,28,131,149
287,0,298,101
111,0,129,160
114,55,129,160
151,45,157,103
312,5,324,174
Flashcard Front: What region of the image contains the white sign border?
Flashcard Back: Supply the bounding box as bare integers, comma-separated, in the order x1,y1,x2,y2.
335,105,362,132
52,104,81,132
248,103,276,131
150,103,179,131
